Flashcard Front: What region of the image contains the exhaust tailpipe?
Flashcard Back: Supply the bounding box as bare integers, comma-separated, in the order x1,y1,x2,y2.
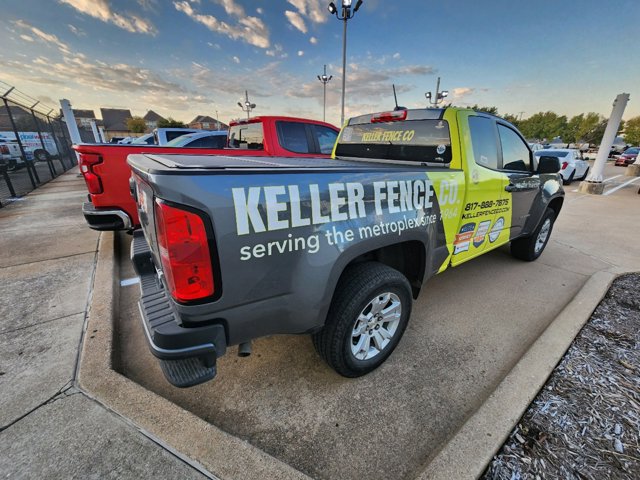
238,342,252,357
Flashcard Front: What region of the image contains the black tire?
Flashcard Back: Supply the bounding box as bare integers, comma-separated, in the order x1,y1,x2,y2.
563,170,575,185
312,262,412,377
510,209,556,261
33,149,50,162
578,167,589,181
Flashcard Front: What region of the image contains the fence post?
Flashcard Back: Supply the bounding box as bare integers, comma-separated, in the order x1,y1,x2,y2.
2,97,38,187
46,116,68,171
2,166,16,198
30,109,56,177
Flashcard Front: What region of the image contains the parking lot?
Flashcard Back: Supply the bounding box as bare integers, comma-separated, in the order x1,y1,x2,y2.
112,160,639,479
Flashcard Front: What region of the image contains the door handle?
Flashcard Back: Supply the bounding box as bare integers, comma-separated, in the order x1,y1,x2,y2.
505,183,538,192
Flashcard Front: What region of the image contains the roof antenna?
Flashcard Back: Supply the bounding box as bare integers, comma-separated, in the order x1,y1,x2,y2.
392,84,406,111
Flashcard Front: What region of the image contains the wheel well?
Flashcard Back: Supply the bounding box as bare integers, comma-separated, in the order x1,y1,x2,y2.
344,241,426,298
548,196,564,218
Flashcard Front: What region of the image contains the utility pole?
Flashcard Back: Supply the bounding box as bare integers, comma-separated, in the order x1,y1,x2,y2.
237,90,256,120
425,77,449,106
328,0,364,127
579,93,630,194
317,65,333,122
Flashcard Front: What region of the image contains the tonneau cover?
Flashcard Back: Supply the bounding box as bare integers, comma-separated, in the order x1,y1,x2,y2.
129,153,386,171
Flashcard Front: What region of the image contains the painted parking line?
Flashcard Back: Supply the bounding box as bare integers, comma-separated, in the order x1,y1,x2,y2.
120,277,140,286
572,174,622,192
604,176,640,196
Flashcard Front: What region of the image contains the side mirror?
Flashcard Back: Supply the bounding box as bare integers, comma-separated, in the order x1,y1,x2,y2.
537,156,561,174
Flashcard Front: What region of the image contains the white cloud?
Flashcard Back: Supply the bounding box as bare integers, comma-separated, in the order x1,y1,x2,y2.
13,20,72,55
393,52,400,59
310,36,318,44
286,0,327,24
67,24,86,36
285,10,307,34
298,50,304,56
174,1,270,49
19,34,34,42
256,7,263,14
58,0,157,35
232,55,240,63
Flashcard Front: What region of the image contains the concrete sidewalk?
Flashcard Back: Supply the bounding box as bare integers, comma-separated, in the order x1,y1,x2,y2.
0,171,206,479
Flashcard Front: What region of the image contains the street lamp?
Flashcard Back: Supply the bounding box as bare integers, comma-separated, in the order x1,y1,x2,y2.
425,77,449,107
328,0,364,126
237,90,256,120
317,65,333,122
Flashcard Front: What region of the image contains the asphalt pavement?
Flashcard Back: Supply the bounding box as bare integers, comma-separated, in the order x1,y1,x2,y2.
0,171,207,479
114,161,640,479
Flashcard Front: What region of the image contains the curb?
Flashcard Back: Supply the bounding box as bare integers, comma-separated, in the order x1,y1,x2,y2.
77,232,309,480
416,269,618,479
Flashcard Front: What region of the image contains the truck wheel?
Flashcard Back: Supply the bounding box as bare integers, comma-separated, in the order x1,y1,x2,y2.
33,149,50,162
312,262,412,377
510,209,555,262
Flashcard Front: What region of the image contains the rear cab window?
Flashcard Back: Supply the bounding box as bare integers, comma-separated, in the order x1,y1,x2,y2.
228,122,264,150
276,121,311,153
335,109,451,165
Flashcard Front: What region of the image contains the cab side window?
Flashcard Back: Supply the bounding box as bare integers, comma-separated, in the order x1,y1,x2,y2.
498,124,531,172
468,116,499,170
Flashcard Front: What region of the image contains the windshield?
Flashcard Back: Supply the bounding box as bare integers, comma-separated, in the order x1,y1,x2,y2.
535,150,568,158
131,134,154,145
165,134,196,147
335,119,451,163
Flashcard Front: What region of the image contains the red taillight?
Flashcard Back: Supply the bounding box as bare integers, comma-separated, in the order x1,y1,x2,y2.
79,153,103,194
371,109,408,123
154,200,214,302
0,145,9,154
561,161,568,170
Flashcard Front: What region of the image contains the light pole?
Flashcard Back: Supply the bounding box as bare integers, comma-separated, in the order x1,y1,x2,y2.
317,65,333,122
215,109,220,130
425,77,449,107
237,90,256,120
328,0,364,127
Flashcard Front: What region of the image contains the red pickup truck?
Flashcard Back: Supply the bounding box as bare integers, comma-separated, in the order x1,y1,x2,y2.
76,116,339,230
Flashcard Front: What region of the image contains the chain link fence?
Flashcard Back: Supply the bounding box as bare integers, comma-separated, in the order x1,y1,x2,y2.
0,85,77,207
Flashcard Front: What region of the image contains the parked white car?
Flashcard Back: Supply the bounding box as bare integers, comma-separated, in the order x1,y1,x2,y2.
534,149,589,185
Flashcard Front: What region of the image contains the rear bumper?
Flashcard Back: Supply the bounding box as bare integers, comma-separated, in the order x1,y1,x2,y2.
82,202,133,231
131,231,227,387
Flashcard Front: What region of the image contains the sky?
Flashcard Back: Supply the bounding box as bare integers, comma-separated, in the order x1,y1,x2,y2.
1,0,639,127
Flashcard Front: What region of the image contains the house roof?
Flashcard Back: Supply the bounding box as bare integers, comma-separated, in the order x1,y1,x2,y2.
190,115,217,123
100,108,133,131
143,110,165,122
73,109,96,119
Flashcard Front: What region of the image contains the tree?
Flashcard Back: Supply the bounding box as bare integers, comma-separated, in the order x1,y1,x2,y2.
469,104,499,115
157,117,186,128
502,113,520,127
518,112,568,141
623,116,640,146
126,116,147,133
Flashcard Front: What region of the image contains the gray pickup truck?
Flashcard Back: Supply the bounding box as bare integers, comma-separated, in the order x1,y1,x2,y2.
128,107,564,388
